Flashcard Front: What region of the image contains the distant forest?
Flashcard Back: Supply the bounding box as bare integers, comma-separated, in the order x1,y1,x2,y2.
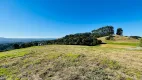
0,26,141,52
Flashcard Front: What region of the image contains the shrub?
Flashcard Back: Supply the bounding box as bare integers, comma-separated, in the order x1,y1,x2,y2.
105,35,114,40
105,37,110,40
140,38,142,47
130,36,141,39
97,40,102,44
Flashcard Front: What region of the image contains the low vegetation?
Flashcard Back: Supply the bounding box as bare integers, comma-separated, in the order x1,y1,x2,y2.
0,45,142,80
130,36,141,39
105,35,114,40
98,35,139,47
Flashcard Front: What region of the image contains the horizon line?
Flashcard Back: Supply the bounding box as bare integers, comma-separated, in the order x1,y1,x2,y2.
0,37,60,39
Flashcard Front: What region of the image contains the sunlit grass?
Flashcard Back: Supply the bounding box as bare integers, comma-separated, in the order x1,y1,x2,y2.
0,51,30,59
106,40,139,46
0,45,142,80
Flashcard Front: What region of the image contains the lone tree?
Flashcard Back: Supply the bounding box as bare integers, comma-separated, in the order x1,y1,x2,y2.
140,38,142,47
116,28,123,36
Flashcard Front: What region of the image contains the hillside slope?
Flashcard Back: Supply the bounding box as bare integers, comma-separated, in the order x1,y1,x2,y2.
98,35,140,48
98,35,139,42
0,45,142,80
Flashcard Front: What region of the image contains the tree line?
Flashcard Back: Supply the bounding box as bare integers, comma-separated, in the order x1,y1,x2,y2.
0,34,101,52
0,41,46,52
91,26,114,38
46,33,102,46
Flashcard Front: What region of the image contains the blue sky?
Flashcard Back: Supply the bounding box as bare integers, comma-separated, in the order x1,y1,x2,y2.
0,0,142,38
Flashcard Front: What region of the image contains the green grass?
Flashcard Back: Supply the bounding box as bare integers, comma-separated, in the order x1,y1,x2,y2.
0,51,30,59
0,46,41,59
98,35,139,47
106,40,139,46
100,58,121,70
0,45,142,80
0,68,9,76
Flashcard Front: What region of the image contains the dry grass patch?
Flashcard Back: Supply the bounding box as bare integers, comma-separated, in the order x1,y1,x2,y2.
0,45,142,80
99,44,136,49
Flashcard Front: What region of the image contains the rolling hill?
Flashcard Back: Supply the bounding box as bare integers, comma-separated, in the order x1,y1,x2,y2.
0,35,142,80
0,42,142,80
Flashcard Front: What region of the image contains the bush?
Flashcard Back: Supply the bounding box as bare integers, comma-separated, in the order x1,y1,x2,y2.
140,38,142,47
98,40,102,44
105,37,110,40
130,36,141,39
105,35,114,40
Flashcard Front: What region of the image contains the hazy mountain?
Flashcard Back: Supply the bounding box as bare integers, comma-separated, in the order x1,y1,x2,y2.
0,37,55,44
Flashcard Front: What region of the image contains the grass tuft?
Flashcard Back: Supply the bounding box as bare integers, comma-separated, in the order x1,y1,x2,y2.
100,58,121,70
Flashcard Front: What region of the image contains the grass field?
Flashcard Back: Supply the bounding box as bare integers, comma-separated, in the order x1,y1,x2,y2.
0,43,142,80
98,35,140,48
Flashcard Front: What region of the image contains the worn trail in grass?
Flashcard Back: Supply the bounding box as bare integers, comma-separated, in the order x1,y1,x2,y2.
0,45,142,80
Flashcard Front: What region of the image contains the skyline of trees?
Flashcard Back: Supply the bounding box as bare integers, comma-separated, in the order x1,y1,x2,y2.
92,26,114,38
47,33,102,46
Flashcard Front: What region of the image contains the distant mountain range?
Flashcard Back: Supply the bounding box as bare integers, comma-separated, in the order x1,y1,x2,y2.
0,37,56,44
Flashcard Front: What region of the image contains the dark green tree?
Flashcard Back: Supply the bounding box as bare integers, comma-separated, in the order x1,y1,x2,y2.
130,36,141,39
13,44,20,49
116,28,123,36
46,32,101,46
92,26,114,38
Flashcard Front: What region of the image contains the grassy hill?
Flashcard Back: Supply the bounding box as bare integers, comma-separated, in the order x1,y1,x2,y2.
98,35,139,42
0,44,142,80
98,35,140,48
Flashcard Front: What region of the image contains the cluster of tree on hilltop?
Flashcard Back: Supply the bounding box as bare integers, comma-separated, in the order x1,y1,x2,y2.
47,26,116,46
46,33,102,46
91,26,114,38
